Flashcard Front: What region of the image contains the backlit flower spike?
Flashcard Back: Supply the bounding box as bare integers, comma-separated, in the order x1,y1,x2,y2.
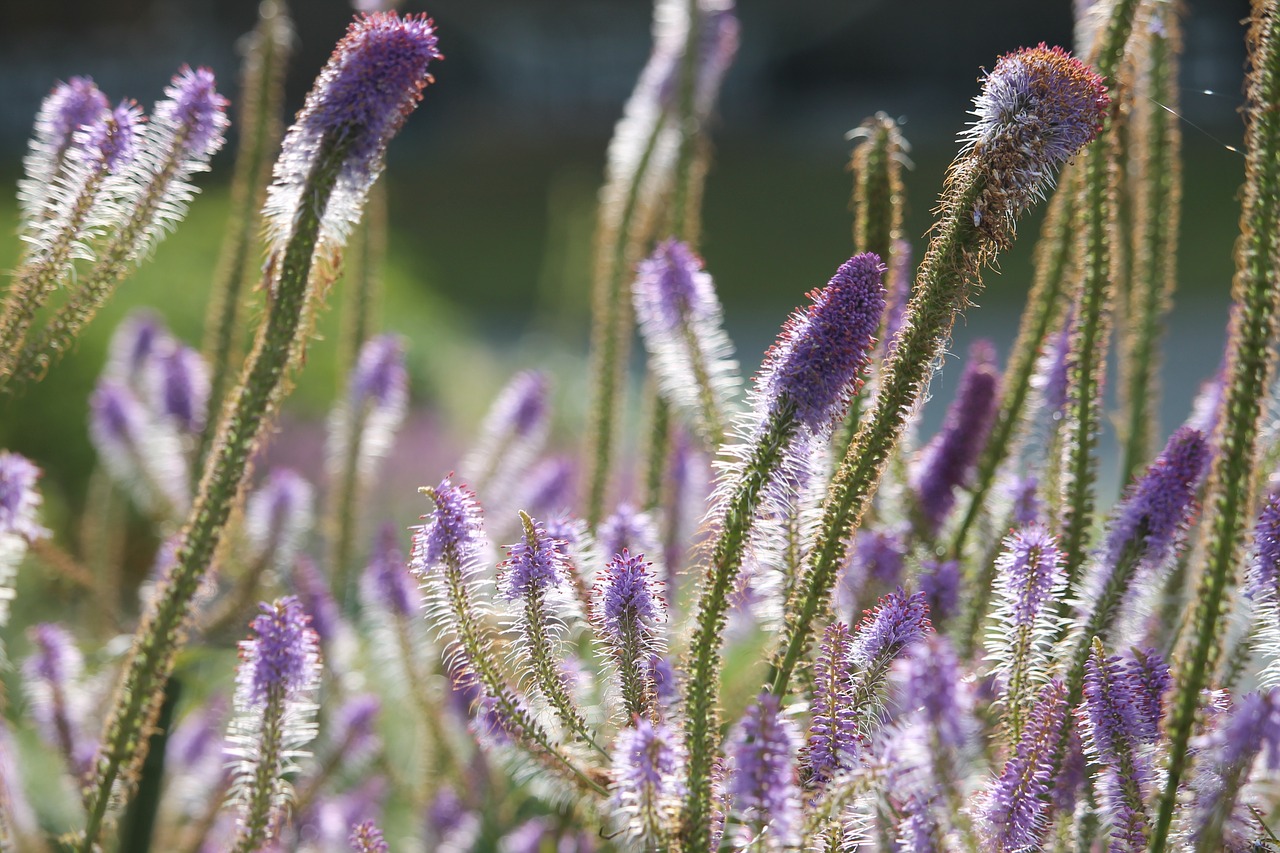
17,77,110,224
360,523,416,620
0,451,47,629
1079,640,1155,853
806,622,858,785
898,635,971,750
521,455,575,519
599,503,664,587
1248,489,1280,602
977,679,1069,853
144,340,210,436
610,717,685,846
962,44,1109,237
226,597,323,853
22,623,97,781
104,309,168,388
632,238,741,444
755,253,886,442
596,549,668,721
912,339,1001,535
244,468,315,572
1186,689,1280,852
727,692,802,850
462,370,551,498
89,377,189,517
986,524,1065,744
262,12,441,264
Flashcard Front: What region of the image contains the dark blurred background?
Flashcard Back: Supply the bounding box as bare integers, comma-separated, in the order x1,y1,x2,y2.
0,0,1256,510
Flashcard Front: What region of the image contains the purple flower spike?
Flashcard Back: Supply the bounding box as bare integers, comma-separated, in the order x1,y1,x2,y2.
807,622,858,783
1189,689,1280,851
1036,309,1074,419
499,514,569,600
106,310,166,385
19,77,109,221
964,44,1109,229
82,101,144,172
349,819,389,853
23,623,96,777
464,371,551,496
979,679,1069,852
728,692,802,847
412,476,487,573
238,596,321,708
757,252,886,437
851,588,931,667
919,558,961,623
349,335,408,412
899,635,969,749
0,451,45,542
245,468,314,570
264,12,441,254
521,456,576,517
994,524,1064,628
600,504,661,572
293,555,343,651
611,718,684,842
598,549,666,640
149,343,210,434
912,339,1001,534
1009,475,1042,527
1100,426,1208,579
1250,490,1280,601
156,67,229,162
89,377,189,514
883,239,913,350
360,523,416,618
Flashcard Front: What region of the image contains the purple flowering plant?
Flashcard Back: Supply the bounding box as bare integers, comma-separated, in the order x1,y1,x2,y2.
1,1,1280,850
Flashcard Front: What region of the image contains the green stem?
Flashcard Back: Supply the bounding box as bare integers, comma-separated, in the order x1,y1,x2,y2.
1151,5,1280,848
231,685,287,853
680,404,798,851
198,0,292,469
78,131,352,851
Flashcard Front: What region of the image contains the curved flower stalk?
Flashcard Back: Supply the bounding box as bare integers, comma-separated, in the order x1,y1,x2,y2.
412,478,605,796
595,549,667,722
975,679,1069,853
728,692,803,850
225,597,323,853
769,43,1110,704
23,623,97,782
632,239,740,446
8,67,230,387
1184,688,1280,852
583,0,738,526
0,451,47,630
985,524,1065,746
81,16,441,845
610,717,685,847
1155,9,1280,843
200,0,294,462
500,511,598,752
680,252,884,849
0,93,143,378
1078,641,1169,853
327,334,408,595
910,338,1000,537
462,370,551,504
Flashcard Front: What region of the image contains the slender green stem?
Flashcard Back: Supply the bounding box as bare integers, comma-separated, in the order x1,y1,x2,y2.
680,404,798,851
78,132,352,851
1152,5,1280,848
199,0,292,469
1118,3,1181,486
231,684,287,853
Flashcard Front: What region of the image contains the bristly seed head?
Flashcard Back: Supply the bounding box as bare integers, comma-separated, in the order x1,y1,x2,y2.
756,252,886,437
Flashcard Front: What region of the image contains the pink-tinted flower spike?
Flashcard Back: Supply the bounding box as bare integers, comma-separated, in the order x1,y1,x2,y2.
758,252,886,436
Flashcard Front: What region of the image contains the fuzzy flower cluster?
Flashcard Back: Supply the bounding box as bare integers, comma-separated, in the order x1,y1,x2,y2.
728,693,803,848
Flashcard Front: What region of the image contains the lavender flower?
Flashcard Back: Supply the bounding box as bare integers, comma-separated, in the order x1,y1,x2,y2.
807,622,858,784
898,635,969,750
463,370,551,497
360,523,416,619
912,339,1000,534
611,718,684,844
105,309,166,386
596,549,667,719
146,342,210,435
426,787,481,852
23,623,96,779
500,513,570,601
0,452,46,627
331,334,409,475
963,44,1109,233
978,679,1069,852
263,12,441,261
412,476,487,573
89,378,189,515
728,692,802,849
1249,489,1280,601
245,468,315,571
292,555,344,655
850,588,930,668
521,455,576,518
632,239,740,442
348,820,388,853
1188,689,1280,852
599,503,662,579
918,558,960,623
227,597,323,853
17,77,110,223
755,253,886,438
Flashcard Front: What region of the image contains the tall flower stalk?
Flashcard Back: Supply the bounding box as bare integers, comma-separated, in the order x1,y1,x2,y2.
679,253,884,849
1153,3,1280,847
78,16,441,847
768,43,1110,700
